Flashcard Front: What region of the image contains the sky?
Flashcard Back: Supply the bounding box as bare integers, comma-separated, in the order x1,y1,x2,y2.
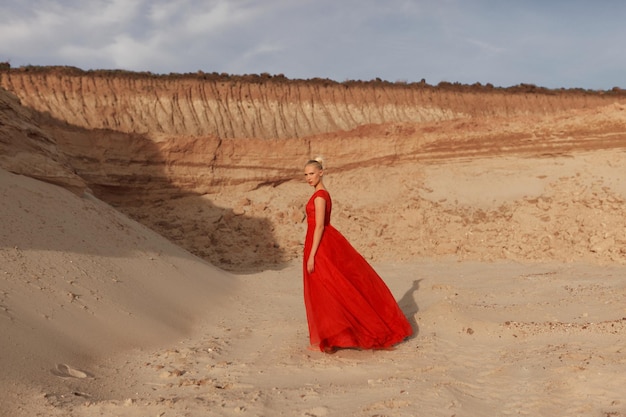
1,0,625,90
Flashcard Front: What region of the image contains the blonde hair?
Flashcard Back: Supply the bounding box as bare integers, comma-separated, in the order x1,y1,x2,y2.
305,156,325,170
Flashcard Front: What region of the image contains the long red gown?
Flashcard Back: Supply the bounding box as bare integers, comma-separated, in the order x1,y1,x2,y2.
303,189,413,352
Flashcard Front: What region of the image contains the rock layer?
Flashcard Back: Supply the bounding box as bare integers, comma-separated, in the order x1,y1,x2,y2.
2,68,616,141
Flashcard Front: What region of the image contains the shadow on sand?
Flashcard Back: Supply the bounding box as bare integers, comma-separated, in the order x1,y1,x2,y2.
398,279,422,339
1,102,287,273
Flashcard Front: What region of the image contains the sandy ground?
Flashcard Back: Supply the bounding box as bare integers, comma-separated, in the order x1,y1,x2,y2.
2,144,626,416
5,258,626,417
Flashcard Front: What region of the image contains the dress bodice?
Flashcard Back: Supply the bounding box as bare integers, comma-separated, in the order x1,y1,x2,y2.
306,189,332,226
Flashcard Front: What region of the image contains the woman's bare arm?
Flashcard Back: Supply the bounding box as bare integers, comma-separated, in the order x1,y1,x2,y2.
307,196,326,273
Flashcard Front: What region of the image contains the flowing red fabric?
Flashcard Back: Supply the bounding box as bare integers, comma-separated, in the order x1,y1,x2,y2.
303,189,413,352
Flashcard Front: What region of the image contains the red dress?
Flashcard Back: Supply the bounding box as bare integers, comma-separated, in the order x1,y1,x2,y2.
303,189,413,351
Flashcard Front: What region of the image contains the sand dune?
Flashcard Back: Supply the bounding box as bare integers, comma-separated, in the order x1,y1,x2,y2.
1,67,626,416
0,168,234,417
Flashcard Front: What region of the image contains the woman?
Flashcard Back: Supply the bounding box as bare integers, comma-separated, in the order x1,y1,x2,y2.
303,157,413,353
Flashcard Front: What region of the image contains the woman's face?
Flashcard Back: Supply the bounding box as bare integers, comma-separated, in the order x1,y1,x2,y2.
304,164,323,187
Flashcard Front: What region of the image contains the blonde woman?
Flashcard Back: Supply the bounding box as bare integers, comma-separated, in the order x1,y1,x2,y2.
302,157,412,353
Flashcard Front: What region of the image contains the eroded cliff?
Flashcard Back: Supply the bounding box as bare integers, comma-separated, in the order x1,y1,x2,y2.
3,68,617,141
1,67,626,270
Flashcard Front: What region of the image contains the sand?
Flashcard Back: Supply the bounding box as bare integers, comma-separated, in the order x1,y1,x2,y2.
3,147,626,416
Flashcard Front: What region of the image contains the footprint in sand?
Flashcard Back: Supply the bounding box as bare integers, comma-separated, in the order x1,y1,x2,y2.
51,363,94,379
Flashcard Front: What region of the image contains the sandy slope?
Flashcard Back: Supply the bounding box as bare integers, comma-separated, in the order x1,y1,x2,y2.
0,168,235,417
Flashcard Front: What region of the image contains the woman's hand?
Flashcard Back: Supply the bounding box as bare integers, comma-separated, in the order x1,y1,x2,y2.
307,256,315,274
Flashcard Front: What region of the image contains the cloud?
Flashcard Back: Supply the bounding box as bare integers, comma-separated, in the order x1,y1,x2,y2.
1,0,625,88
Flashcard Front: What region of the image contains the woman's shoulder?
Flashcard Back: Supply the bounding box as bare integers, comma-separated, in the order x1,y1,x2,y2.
313,189,331,198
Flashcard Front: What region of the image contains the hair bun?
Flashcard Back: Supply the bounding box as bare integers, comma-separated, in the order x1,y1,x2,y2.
313,156,325,169
305,156,325,170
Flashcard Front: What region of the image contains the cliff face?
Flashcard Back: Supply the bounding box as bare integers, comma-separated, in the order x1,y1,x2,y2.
0,88,85,192
2,69,613,141
2,69,623,193
1,67,626,270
